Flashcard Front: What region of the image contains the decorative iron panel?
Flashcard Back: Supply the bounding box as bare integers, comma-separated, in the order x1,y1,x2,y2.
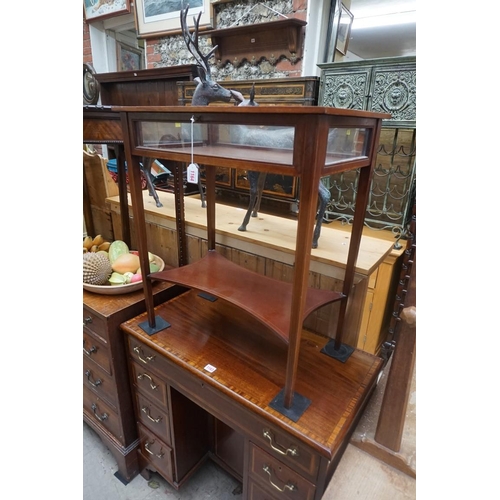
318,57,416,240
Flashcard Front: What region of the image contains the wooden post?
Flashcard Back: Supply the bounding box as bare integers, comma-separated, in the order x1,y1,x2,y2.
374,215,416,451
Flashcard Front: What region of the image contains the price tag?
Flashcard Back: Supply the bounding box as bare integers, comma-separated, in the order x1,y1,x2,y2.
204,364,217,373
187,162,199,184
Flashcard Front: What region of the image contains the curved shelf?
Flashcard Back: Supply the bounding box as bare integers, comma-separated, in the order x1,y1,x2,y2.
151,251,344,344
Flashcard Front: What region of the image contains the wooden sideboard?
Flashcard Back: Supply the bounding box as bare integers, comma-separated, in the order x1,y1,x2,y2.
106,190,401,353
121,290,383,498
83,282,186,483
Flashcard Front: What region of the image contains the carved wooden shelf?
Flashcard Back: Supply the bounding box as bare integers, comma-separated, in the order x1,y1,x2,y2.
205,18,307,66
152,251,344,344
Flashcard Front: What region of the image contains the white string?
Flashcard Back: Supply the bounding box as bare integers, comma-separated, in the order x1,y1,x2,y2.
190,115,195,166
229,2,288,28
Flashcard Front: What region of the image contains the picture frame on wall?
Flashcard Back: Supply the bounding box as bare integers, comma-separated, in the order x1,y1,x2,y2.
336,4,354,55
116,42,143,71
83,0,131,23
134,0,214,39
324,0,342,62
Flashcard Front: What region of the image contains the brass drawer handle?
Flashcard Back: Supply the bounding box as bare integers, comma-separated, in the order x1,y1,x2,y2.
133,346,156,364
83,340,97,356
262,464,296,493
137,373,158,390
263,429,299,457
85,369,102,388
83,316,93,326
141,406,163,423
144,440,164,459
91,403,108,422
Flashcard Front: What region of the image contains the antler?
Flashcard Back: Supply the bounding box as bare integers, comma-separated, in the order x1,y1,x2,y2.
181,5,218,81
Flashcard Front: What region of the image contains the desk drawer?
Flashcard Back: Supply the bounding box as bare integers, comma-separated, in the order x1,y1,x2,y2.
255,425,319,481
83,385,123,443
138,423,174,483
249,443,315,500
130,361,169,409
83,357,117,409
83,307,108,343
248,478,286,500
83,331,111,374
135,392,171,445
127,337,173,380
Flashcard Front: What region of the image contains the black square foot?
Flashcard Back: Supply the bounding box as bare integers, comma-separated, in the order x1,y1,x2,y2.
113,470,130,485
320,339,354,362
269,389,311,422
139,315,171,336
198,291,218,302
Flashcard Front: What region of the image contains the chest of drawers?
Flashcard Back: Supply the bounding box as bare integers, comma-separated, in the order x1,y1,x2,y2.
83,282,185,484
121,290,383,498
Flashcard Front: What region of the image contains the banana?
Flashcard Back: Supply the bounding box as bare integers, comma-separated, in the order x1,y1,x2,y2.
83,236,93,250
98,242,111,252
90,245,99,253
92,234,104,247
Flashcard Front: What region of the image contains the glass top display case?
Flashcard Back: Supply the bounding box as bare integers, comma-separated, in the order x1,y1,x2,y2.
85,104,389,414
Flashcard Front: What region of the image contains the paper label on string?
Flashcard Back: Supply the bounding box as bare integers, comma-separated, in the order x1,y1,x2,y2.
187,163,199,184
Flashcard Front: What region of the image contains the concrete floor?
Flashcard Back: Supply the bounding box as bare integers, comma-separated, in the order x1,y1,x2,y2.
83,422,243,500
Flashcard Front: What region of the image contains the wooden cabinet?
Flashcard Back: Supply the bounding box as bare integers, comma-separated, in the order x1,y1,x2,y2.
318,56,416,238
96,65,197,106
82,282,185,484
356,247,404,354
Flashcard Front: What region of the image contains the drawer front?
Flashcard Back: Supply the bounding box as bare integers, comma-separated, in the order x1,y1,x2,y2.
138,423,174,483
248,478,285,500
83,385,124,443
135,392,171,445
255,426,318,481
83,357,117,409
249,443,315,500
83,307,108,343
83,331,111,374
127,336,173,380
130,361,169,409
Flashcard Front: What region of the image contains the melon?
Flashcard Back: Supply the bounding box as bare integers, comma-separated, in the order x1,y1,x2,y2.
108,240,129,264
111,253,140,274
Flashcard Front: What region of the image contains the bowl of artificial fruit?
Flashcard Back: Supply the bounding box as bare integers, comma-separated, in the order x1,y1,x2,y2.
83,235,164,295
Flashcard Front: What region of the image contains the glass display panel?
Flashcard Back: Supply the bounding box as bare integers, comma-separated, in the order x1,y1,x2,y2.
325,127,369,164
137,121,295,167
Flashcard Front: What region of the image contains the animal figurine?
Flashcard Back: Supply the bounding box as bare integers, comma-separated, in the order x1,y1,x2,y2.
178,4,242,207
140,5,239,209
232,86,331,249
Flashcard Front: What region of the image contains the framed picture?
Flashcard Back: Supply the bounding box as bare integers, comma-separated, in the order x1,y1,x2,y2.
134,0,214,39
116,42,143,71
336,4,354,55
324,0,342,62
83,0,131,23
